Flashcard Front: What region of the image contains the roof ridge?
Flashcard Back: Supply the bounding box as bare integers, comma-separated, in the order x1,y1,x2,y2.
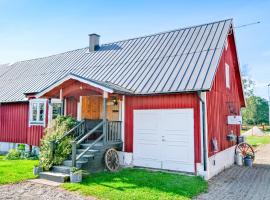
9,18,232,65
103,18,233,45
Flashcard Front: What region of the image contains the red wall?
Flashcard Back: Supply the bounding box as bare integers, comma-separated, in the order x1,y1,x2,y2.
66,97,78,119
206,34,243,157
124,93,201,163
0,102,44,146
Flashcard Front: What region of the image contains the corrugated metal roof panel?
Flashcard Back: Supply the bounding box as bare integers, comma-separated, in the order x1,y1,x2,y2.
0,19,233,102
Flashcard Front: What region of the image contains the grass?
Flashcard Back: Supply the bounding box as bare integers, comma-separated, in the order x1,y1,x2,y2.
0,156,38,185
246,136,270,147
63,168,207,200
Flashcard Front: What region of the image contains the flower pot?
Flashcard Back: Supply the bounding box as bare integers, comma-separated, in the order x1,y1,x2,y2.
70,172,82,183
235,152,243,166
33,166,41,176
244,157,253,167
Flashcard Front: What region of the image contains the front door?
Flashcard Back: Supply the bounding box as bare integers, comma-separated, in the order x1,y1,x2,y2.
81,96,102,120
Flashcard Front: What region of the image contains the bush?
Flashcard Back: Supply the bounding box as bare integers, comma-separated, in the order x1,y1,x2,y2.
39,115,77,170
5,149,21,160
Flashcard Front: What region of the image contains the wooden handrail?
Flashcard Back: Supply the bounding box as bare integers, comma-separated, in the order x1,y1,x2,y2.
76,133,104,161
76,121,104,145
57,120,85,142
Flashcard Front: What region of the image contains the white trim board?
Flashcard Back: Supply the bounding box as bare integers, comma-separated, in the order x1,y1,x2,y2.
36,74,113,98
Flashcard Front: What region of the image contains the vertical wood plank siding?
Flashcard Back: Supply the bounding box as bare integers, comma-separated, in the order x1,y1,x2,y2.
206,34,242,157
0,103,28,143
66,97,78,119
124,93,201,163
0,102,45,146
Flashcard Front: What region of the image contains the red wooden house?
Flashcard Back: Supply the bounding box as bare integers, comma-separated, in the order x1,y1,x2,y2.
0,19,245,179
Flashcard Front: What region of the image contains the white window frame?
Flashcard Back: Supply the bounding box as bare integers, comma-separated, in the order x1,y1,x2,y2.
48,98,62,122
225,63,230,89
29,99,47,126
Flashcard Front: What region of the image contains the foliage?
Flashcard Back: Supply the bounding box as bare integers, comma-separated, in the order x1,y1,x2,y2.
5,149,21,160
5,146,38,160
63,168,207,200
242,96,269,125
40,115,77,170
0,156,38,185
17,144,25,151
70,167,89,175
241,65,255,98
242,77,255,98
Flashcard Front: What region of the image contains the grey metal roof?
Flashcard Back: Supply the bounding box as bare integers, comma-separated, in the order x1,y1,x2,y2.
0,19,233,102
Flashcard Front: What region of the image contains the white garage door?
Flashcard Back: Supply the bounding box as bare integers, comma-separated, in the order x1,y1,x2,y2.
133,109,195,172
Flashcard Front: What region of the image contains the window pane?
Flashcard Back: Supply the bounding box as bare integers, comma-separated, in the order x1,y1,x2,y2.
32,103,37,121
52,103,62,119
39,103,44,121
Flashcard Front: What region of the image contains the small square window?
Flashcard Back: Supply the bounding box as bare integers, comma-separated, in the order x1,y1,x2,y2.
29,99,47,126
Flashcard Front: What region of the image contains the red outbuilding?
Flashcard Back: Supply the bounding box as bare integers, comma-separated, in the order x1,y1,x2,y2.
0,19,245,179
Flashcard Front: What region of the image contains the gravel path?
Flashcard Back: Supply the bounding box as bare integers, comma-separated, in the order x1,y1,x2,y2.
195,143,270,200
0,181,94,200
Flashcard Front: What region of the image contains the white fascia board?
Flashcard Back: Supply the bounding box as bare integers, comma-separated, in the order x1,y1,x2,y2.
36,74,113,98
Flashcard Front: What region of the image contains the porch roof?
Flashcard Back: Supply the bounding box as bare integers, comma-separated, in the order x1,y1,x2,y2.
35,73,133,98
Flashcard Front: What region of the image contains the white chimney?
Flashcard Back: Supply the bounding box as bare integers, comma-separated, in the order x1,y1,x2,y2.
88,33,100,52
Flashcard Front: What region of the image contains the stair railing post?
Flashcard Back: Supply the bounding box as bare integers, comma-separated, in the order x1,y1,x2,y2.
49,141,55,161
71,141,77,167
103,92,108,145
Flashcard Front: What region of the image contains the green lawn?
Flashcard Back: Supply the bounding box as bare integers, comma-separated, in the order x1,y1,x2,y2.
246,136,270,147
63,168,207,200
0,156,38,185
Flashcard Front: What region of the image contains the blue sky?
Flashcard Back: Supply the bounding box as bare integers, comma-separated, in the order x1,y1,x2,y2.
0,0,269,98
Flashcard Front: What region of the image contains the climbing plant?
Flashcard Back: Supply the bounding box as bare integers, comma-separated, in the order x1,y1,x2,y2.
39,115,77,170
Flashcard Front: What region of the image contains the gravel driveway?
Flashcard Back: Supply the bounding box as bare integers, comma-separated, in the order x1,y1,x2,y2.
0,181,94,200
195,143,270,200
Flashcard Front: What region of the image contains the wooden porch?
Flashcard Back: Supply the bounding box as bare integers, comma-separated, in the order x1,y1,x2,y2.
36,74,124,181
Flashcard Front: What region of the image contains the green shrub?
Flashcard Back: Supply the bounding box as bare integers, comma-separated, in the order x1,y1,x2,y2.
17,144,25,151
40,115,77,170
5,149,21,160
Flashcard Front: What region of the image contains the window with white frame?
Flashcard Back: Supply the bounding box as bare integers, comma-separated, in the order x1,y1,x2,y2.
48,99,62,121
225,63,230,89
29,99,47,126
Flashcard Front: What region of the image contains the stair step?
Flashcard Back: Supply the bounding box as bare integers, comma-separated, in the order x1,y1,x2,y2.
39,171,70,183
80,142,104,149
76,149,99,154
52,165,71,174
63,160,88,168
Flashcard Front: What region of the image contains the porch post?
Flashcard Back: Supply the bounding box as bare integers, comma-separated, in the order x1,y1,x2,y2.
103,91,108,144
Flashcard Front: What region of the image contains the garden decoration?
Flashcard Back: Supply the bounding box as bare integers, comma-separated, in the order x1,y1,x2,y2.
235,142,255,166
105,148,120,172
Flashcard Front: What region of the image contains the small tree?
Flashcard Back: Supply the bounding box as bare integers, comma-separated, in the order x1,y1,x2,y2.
39,115,77,170
242,96,269,125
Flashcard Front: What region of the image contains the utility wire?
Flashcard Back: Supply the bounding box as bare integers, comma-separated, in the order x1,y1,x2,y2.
234,21,261,29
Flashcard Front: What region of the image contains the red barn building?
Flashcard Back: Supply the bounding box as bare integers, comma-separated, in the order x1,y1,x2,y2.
0,19,244,179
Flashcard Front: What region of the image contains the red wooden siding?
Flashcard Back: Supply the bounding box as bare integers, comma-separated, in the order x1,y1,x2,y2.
0,103,28,143
0,102,45,146
124,93,201,163
66,97,78,119
206,34,243,157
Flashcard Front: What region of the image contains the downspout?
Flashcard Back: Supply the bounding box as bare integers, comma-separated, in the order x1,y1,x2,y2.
197,92,207,171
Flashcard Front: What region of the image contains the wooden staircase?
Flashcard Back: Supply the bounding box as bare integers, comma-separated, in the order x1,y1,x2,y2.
39,120,123,182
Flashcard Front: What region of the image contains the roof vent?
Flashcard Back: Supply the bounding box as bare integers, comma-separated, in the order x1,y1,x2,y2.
88,33,100,52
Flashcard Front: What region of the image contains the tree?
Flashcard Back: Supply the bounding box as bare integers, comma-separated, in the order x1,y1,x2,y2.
242,96,269,125
241,65,255,98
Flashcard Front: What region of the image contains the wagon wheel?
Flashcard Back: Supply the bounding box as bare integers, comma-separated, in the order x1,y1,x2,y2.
105,148,120,172
235,142,255,160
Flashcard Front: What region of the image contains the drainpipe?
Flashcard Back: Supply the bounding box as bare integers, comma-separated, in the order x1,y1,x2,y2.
103,92,108,144
197,92,207,171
